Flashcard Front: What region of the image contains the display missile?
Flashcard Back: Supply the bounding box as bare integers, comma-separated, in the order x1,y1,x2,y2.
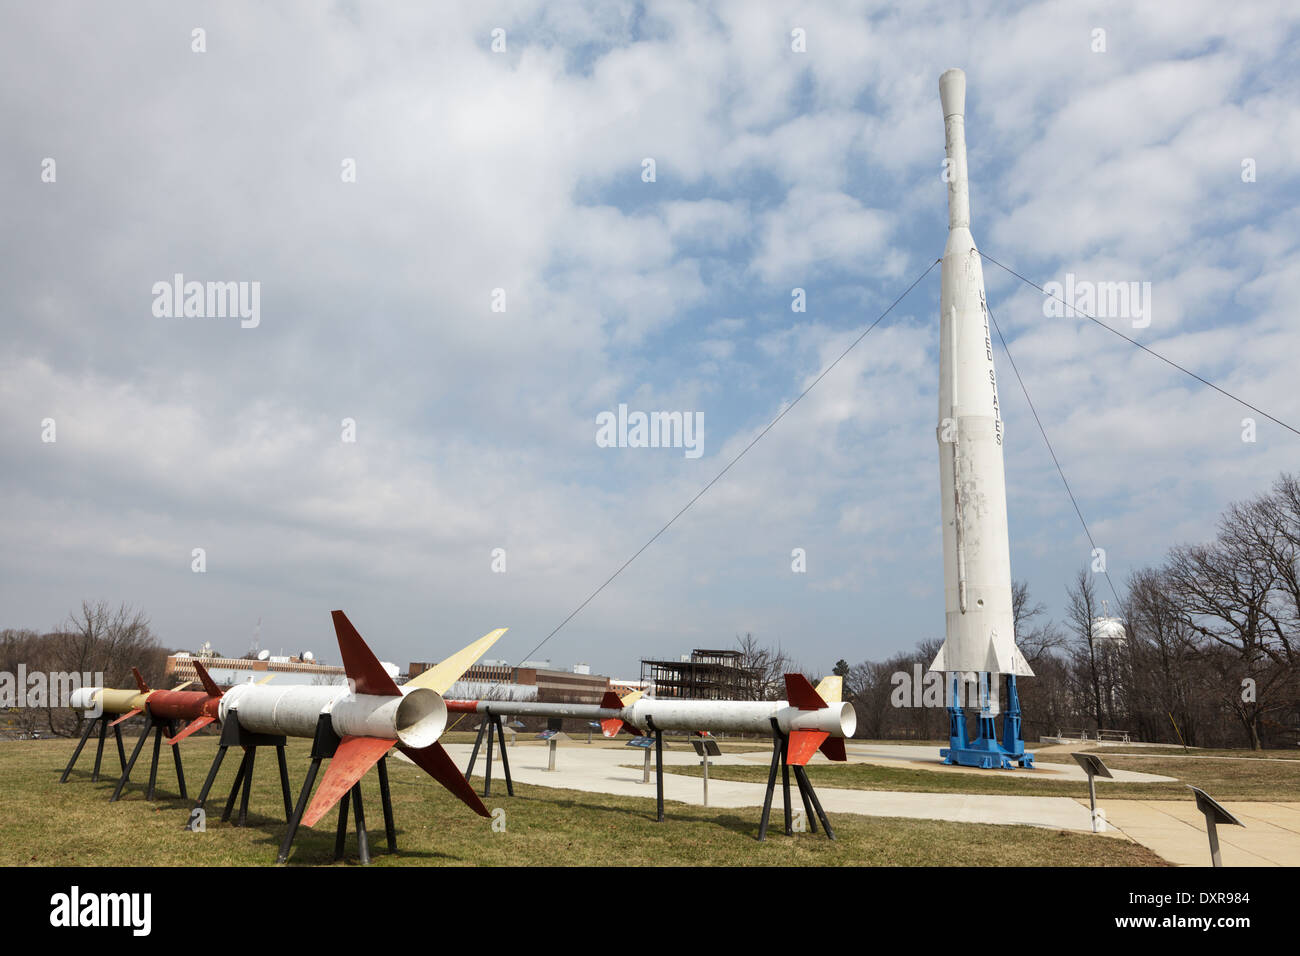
151,660,231,743
68,674,193,726
449,676,855,767
218,611,506,826
617,675,854,764
930,67,1032,680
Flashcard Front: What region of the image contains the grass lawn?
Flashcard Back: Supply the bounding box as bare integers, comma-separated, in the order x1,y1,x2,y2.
0,735,1165,867
653,750,1300,801
1042,746,1300,761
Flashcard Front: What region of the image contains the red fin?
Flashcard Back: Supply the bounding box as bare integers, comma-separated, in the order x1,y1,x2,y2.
331,610,401,697
109,708,141,727
785,673,826,710
399,741,490,817
192,660,222,698
787,730,829,766
131,667,150,694
819,736,847,762
168,716,214,744
301,735,395,828
599,691,622,709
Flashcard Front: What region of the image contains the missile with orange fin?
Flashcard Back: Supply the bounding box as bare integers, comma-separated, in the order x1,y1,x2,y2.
68,672,193,726
614,675,853,766
448,676,854,767
218,610,506,826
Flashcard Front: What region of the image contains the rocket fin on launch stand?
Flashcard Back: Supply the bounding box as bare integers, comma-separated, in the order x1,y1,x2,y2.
403,627,509,694
398,739,490,817
168,715,215,744
192,660,222,698
600,689,646,737
109,708,142,727
332,611,403,696
301,735,396,827
784,673,826,711
787,730,829,766
814,676,842,702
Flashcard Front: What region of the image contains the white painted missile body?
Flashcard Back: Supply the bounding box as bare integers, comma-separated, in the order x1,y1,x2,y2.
218,682,448,748
930,68,1032,680
621,698,856,738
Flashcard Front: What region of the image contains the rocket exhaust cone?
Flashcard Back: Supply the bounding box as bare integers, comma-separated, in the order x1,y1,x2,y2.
393,687,447,749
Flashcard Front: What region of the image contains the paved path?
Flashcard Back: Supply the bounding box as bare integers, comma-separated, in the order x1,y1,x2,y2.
1093,799,1300,866
443,742,1100,831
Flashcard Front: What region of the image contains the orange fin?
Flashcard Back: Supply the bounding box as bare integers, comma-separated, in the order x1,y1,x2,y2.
301,735,395,828
168,716,215,744
399,741,490,817
331,610,401,697
787,730,829,766
109,708,141,727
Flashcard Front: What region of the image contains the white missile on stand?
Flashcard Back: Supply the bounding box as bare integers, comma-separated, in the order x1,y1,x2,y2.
929,67,1032,683
217,611,507,828
450,676,855,763
617,675,855,763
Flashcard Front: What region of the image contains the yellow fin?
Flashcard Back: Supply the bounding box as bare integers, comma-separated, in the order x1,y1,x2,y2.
403,628,508,694
620,689,644,707
814,676,842,703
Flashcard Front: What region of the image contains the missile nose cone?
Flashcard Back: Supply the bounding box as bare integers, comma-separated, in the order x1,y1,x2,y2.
939,68,966,117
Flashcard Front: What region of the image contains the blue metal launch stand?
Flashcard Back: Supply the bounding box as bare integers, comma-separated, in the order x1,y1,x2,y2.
940,672,1033,769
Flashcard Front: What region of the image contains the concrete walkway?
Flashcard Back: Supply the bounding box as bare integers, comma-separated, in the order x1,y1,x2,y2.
443,742,1101,832
1093,799,1300,866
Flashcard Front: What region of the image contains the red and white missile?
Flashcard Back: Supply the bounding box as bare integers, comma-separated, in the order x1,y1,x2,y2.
449,675,855,766
616,675,854,764
218,611,507,826
930,68,1031,679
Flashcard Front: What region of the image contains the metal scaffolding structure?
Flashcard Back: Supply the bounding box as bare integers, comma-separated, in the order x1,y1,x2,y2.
640,650,757,700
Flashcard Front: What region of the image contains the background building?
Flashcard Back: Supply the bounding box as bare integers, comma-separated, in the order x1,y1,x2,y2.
640,650,757,699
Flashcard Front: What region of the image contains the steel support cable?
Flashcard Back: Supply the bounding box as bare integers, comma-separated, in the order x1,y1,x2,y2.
515,258,943,664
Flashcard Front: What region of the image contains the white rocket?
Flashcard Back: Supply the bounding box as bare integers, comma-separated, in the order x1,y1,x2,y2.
929,69,1032,679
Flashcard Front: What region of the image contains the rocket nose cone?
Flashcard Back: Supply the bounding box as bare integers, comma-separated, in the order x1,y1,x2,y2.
940,68,966,117
69,687,99,710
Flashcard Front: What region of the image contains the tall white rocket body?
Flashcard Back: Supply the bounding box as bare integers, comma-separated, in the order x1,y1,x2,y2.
929,69,1032,680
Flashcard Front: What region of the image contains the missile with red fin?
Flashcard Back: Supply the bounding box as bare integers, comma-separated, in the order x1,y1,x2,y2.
218,611,506,825
448,676,855,766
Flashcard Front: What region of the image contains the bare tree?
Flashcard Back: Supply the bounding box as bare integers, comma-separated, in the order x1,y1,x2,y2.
1066,568,1106,730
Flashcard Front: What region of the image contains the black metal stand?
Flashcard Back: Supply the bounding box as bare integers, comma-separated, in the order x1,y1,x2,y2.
59,713,128,784
465,713,514,797
646,717,665,822
185,714,292,830
757,720,834,841
109,715,187,802
276,714,397,865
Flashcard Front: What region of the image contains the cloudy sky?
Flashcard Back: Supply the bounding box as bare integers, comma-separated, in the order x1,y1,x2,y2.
3,1,1298,680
